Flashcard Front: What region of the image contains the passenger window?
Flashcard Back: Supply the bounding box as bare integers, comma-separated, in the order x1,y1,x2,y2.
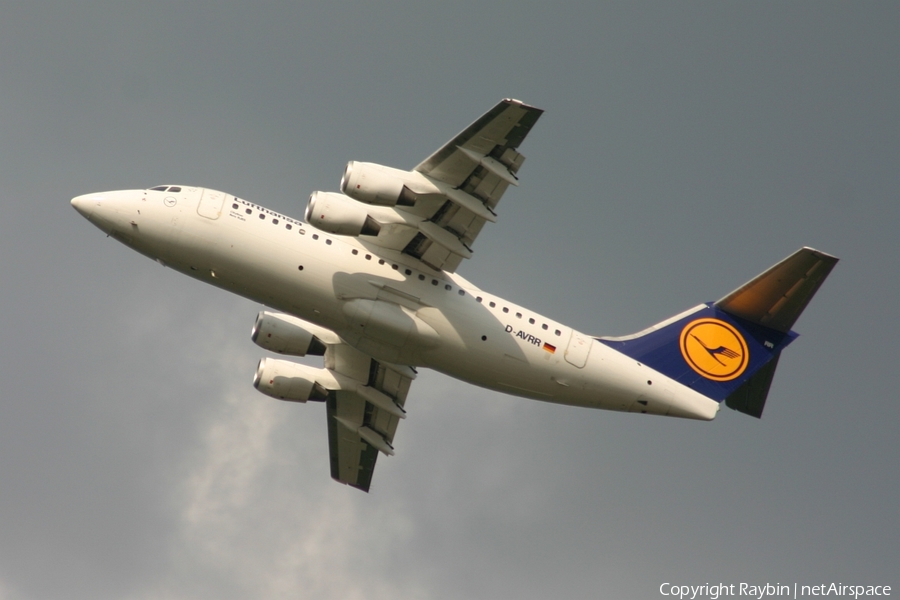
445,284,452,291
458,290,465,296
489,301,496,308
542,324,548,330
326,239,332,245
418,274,425,281
286,224,292,230
245,208,252,215
352,249,358,255
476,297,483,303
365,254,371,260
432,279,438,286
502,307,509,313
299,229,305,235
516,312,522,318
272,218,279,225
312,234,319,240
232,203,239,209
405,269,412,275
259,213,265,220
529,318,535,324
392,264,398,270
555,330,561,336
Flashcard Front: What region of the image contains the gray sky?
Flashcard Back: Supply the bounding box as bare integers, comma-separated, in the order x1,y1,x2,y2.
1,2,897,598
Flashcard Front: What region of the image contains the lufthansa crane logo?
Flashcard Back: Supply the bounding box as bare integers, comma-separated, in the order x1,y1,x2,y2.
679,318,749,382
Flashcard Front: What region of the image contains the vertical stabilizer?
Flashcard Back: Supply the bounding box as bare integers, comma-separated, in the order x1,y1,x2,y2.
599,248,838,418
715,247,838,333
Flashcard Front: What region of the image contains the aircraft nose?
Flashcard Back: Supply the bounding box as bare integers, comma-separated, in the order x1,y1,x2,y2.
70,194,97,218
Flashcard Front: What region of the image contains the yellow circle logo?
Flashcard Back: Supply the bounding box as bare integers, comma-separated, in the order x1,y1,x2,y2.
679,318,749,382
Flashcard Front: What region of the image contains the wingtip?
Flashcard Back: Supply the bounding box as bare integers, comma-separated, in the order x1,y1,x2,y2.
502,98,544,113
801,246,840,263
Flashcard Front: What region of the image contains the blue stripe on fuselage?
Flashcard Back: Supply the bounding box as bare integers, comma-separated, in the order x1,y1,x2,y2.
598,303,798,402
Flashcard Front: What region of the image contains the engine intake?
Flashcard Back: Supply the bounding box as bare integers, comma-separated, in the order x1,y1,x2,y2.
305,191,381,236
253,358,329,402
341,161,441,207
252,311,327,356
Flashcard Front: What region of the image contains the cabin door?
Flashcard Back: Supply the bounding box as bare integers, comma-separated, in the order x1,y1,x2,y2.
564,330,592,368
197,188,225,219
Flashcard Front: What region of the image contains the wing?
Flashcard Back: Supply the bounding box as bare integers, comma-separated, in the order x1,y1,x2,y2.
405,98,543,272
415,98,543,187
328,99,543,273
324,341,415,492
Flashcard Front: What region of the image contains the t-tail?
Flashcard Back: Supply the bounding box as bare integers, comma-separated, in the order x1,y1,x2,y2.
599,247,838,418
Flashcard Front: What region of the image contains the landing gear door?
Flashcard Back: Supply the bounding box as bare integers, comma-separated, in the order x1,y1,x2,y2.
564,330,592,368
197,188,225,220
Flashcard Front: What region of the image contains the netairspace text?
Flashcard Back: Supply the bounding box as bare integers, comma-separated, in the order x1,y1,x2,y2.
659,582,892,600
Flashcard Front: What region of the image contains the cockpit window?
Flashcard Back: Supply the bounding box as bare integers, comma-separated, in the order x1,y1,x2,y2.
150,186,168,191
168,186,181,193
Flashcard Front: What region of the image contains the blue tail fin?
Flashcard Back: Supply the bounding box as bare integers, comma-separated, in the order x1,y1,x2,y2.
599,248,838,418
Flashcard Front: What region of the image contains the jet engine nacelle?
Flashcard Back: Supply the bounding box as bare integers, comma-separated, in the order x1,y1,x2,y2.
253,358,329,402
305,191,381,236
251,311,327,356
341,161,440,207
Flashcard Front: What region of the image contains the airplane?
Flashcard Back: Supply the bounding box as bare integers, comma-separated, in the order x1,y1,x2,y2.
71,99,838,492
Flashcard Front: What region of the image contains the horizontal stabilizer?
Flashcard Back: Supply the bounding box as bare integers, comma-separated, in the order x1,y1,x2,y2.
724,354,781,418
715,247,838,332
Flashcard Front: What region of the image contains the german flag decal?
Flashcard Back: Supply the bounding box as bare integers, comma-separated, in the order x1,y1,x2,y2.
543,343,556,354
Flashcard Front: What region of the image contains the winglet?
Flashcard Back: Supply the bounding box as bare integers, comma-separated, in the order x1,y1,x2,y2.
715,247,839,332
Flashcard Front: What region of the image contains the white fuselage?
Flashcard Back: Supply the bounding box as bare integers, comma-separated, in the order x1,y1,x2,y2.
71,186,719,420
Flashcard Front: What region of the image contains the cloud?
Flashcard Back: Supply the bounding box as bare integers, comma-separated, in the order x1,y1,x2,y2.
106,295,428,599
144,385,427,600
